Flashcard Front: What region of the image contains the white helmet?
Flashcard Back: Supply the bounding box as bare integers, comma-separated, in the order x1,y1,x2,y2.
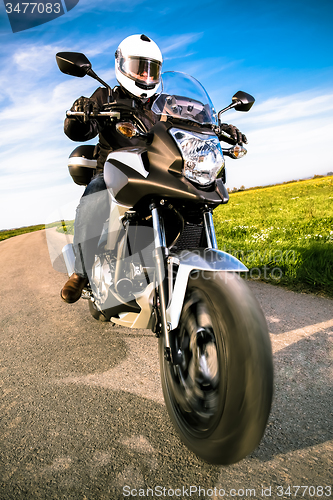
115,34,163,99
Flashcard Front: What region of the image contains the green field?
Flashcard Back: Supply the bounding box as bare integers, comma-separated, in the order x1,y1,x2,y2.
214,176,333,297
0,224,46,242
0,221,64,242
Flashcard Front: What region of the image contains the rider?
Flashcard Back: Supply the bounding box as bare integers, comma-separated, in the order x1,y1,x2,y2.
60,34,247,304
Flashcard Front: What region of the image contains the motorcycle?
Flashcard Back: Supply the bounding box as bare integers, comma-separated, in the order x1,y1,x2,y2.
55,52,273,465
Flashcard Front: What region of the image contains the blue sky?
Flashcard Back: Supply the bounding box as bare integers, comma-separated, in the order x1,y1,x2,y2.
0,0,332,229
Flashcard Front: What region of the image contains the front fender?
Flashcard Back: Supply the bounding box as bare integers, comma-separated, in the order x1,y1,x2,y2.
166,248,248,330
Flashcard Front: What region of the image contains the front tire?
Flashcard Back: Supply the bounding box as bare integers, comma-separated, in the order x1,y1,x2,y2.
159,271,273,464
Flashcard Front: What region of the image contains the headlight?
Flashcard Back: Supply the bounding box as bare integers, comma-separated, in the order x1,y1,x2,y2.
170,128,225,186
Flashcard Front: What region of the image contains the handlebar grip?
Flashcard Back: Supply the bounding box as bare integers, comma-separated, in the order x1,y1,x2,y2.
218,129,238,146
66,111,85,116
66,110,121,119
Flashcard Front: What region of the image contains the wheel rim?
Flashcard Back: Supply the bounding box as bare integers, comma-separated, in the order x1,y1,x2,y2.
167,288,226,435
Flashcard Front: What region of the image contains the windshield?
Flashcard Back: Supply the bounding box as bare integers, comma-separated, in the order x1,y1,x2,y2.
151,72,218,126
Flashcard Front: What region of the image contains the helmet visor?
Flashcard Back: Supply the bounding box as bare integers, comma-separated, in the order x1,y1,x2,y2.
119,56,162,85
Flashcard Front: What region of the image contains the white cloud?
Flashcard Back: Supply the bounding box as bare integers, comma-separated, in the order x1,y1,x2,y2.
0,181,83,229
223,90,333,190
13,43,62,72
233,91,333,127
0,41,99,228
161,32,203,56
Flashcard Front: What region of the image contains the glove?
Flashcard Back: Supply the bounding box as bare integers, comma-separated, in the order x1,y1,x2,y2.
71,96,100,121
219,123,248,145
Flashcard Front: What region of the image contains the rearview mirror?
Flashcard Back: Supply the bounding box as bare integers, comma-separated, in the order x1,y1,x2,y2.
218,90,255,121
232,91,255,112
56,52,92,78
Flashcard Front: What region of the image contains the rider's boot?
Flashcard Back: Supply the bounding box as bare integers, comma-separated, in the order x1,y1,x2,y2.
61,273,88,304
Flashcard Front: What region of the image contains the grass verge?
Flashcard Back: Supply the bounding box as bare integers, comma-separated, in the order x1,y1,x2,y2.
214,176,333,298
0,224,46,242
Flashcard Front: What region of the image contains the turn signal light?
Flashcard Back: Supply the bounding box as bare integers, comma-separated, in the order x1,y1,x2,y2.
116,122,137,138
232,145,247,158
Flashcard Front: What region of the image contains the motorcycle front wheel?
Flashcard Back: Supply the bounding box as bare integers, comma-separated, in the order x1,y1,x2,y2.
159,271,273,465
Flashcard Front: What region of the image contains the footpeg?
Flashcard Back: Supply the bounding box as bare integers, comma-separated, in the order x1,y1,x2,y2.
81,287,93,300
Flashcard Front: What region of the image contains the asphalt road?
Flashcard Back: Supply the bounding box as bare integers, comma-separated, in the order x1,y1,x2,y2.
0,230,332,500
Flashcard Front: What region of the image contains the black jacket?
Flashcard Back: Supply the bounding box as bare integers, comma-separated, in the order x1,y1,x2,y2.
64,86,159,170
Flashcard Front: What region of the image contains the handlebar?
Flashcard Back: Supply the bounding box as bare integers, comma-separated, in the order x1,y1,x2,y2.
66,111,246,158
66,110,121,119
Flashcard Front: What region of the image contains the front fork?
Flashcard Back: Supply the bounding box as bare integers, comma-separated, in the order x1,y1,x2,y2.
203,210,218,250
150,202,172,361
150,202,217,363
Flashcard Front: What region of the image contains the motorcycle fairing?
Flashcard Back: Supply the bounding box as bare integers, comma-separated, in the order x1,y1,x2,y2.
106,148,149,178
104,154,228,209
166,249,248,331
110,282,156,328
